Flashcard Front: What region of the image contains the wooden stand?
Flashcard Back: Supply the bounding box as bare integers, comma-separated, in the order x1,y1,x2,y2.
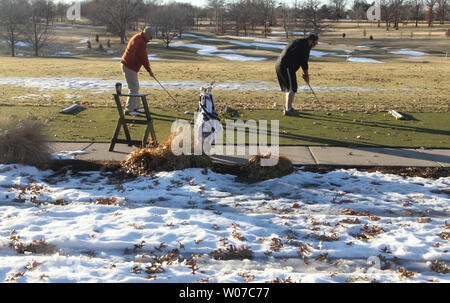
109,93,156,152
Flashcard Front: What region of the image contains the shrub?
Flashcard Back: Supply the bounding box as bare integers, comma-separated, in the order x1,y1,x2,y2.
0,118,51,169
369,35,374,40
342,33,346,38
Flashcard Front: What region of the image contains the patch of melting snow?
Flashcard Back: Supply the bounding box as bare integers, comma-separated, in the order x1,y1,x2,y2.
2,40,30,47
347,57,384,63
52,151,88,160
389,50,429,56
53,52,78,56
228,40,285,49
271,30,309,35
13,94,52,99
333,48,354,53
311,50,337,57
253,39,288,45
51,26,74,29
0,77,399,93
170,41,267,61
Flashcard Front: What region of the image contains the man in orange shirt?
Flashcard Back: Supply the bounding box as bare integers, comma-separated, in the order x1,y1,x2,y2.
121,27,155,115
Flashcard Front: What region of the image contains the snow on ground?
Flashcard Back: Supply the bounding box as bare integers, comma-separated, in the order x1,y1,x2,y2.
12,94,52,100
51,151,89,160
388,49,429,56
227,40,286,50
347,57,384,63
0,77,397,93
53,52,78,57
169,41,267,61
2,41,30,47
0,162,448,283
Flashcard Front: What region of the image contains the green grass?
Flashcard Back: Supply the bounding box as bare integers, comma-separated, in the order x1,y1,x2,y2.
2,105,449,148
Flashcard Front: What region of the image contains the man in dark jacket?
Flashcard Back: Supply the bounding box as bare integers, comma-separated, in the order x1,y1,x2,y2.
121,27,155,115
275,34,319,116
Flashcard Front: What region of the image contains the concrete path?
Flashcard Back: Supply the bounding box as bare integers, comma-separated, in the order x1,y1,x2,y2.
50,142,450,167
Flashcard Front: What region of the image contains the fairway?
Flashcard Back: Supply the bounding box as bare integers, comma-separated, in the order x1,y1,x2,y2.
1,20,449,148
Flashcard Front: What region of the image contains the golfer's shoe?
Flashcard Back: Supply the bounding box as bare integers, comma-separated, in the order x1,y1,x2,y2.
283,108,299,117
124,110,140,116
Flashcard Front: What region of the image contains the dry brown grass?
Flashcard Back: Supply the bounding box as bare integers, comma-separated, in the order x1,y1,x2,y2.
246,154,294,181
121,133,212,175
0,117,52,169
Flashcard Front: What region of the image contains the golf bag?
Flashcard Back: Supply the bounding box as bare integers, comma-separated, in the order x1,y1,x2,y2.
194,85,222,148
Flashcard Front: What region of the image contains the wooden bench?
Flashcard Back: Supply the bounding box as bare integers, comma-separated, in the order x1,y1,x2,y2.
109,93,157,152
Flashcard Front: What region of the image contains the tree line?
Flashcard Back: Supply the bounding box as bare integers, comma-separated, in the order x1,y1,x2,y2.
1,0,448,56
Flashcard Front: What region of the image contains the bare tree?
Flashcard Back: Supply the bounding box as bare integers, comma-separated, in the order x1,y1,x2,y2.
349,0,371,20
227,0,252,36
153,5,178,48
329,0,347,20
139,0,161,35
207,0,225,33
172,3,195,39
436,0,448,23
380,0,394,30
88,0,144,44
55,1,69,22
425,0,437,26
391,0,404,29
193,5,208,31
22,0,52,57
0,0,29,57
409,0,423,27
277,2,295,39
298,0,327,35
252,0,276,36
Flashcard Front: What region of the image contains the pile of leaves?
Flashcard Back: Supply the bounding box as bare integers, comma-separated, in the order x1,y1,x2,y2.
246,154,294,182
211,245,254,260
8,230,56,255
429,260,450,274
352,225,385,241
0,118,51,169
121,134,212,175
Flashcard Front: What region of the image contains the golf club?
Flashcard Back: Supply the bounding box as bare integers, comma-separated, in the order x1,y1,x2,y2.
305,80,330,115
153,75,179,107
